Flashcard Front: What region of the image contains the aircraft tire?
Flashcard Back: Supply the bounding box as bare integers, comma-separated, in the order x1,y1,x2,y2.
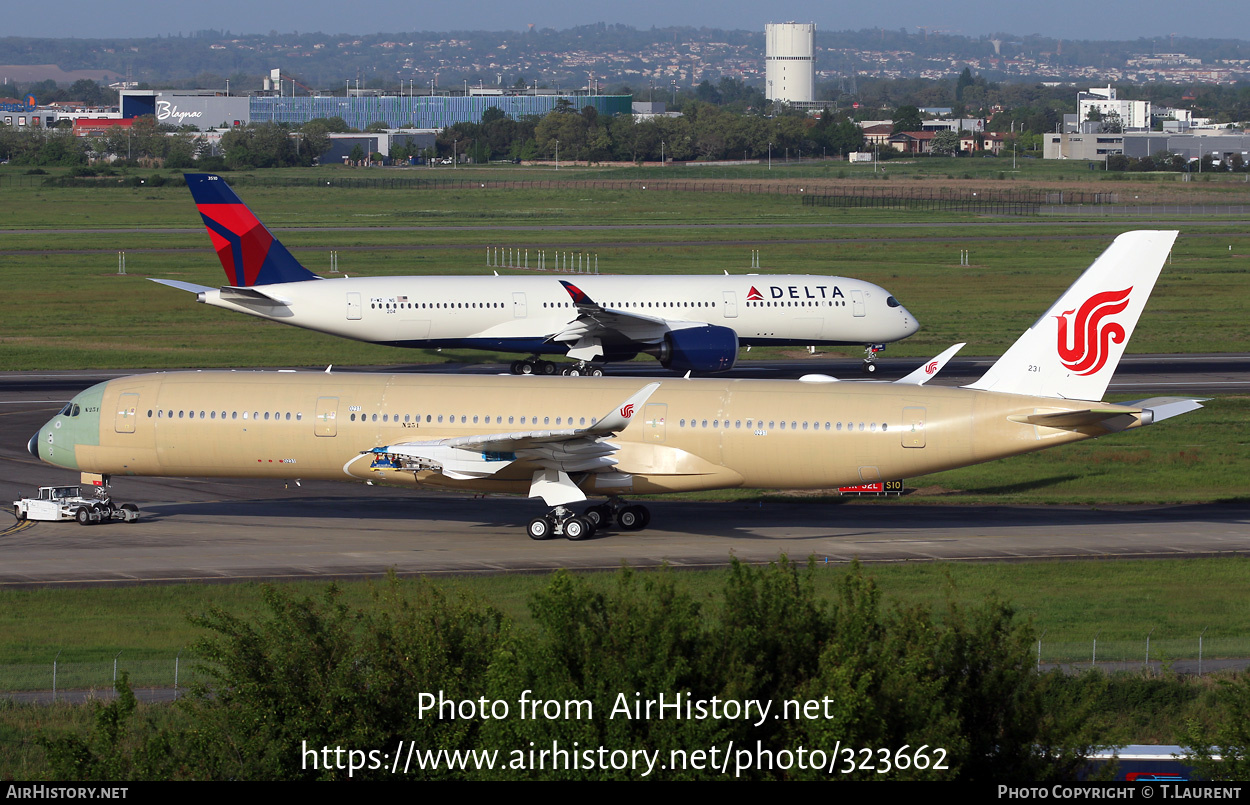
590,368,604,377
862,362,877,374
510,361,524,374
527,516,554,540
564,516,594,541
539,361,557,375
583,503,611,527
617,505,647,532
519,362,535,375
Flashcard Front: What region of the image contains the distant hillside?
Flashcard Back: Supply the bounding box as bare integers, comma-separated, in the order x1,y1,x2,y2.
0,27,1247,89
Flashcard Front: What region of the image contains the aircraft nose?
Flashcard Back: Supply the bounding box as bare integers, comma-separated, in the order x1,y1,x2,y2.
28,430,40,459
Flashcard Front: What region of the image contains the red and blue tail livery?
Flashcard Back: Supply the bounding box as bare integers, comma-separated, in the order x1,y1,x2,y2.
185,174,318,287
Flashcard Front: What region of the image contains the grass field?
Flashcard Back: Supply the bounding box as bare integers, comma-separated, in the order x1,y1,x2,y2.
2,557,1250,692
2,176,1249,369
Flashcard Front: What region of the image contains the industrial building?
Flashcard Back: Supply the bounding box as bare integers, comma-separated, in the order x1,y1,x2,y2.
1123,132,1250,165
765,22,815,106
116,88,631,132
1076,86,1152,131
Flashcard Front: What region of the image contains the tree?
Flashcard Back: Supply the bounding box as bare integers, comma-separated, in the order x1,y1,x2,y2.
1184,675,1250,780
930,129,961,156
955,67,974,102
892,105,923,133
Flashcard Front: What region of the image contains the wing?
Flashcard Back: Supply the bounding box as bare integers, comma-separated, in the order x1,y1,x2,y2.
358,382,662,506
550,280,695,361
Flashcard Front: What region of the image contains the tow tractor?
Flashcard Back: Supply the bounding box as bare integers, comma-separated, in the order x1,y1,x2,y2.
14,485,139,525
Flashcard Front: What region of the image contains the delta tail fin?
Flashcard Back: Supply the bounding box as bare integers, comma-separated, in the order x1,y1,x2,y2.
184,174,319,287
965,230,1178,401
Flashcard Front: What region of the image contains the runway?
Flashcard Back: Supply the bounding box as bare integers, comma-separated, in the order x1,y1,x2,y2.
2,356,1247,587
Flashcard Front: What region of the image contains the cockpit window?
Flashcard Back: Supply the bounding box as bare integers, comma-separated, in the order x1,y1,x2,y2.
886,296,901,308
72,404,80,417
59,403,72,416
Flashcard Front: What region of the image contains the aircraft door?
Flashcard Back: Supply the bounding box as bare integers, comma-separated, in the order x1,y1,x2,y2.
901,406,926,448
347,293,362,320
851,289,866,317
314,397,339,437
722,291,738,318
643,403,667,442
114,393,139,434
512,292,527,318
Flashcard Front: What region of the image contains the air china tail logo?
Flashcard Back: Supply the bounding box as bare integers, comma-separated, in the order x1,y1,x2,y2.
924,360,939,375
1054,287,1133,376
746,286,764,301
620,404,635,419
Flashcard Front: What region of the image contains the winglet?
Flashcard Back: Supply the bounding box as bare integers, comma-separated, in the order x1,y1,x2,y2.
184,173,320,287
560,280,600,309
586,382,661,434
895,343,965,385
965,231,1178,401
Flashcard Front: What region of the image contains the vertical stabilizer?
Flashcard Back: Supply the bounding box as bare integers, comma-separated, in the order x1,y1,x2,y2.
965,230,1178,401
184,174,319,287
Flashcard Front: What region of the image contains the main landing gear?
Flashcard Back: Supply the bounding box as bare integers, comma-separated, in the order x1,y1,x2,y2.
526,498,651,541
861,343,886,374
509,357,606,377
510,356,558,375
561,361,604,377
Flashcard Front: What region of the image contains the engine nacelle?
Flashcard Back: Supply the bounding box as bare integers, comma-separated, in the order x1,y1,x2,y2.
651,325,739,373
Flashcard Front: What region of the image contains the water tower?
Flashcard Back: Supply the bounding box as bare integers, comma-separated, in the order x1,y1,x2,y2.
765,22,815,104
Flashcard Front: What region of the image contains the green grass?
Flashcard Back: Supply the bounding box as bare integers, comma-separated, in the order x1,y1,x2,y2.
1,179,1249,369
2,557,1249,692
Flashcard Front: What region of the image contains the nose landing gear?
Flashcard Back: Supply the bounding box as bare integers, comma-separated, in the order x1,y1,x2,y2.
862,344,886,374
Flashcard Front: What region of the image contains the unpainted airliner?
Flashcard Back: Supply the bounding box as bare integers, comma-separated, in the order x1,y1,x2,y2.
150,174,919,375
33,231,1199,540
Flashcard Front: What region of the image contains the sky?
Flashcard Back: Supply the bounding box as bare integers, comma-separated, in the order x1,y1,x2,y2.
8,0,1245,42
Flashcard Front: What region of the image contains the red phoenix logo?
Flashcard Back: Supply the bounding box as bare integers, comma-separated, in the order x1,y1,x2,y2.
924,360,939,375
1054,287,1133,376
620,404,635,418
746,286,764,301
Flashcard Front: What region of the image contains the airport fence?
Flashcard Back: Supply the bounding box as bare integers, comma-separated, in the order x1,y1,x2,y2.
0,655,208,697
801,186,1112,214
1037,635,1250,674
5,635,1250,696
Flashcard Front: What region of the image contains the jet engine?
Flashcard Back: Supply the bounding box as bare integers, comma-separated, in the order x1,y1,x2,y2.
649,325,739,373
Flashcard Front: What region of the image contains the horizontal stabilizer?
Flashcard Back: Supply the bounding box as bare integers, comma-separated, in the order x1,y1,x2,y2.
218,285,293,306
1120,396,1206,425
149,278,213,295
1010,408,1140,432
1010,396,1204,433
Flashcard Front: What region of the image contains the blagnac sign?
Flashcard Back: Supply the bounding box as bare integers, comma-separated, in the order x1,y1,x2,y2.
156,101,203,123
